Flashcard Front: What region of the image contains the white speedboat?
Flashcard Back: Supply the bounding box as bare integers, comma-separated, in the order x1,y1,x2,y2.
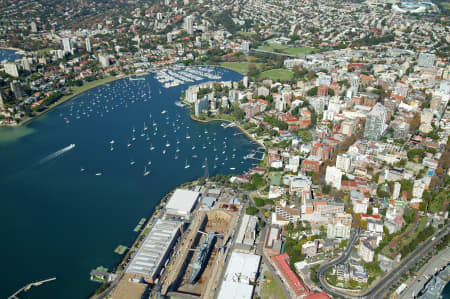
143,166,150,176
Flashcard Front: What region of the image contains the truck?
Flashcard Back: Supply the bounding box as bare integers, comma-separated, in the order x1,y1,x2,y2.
395,282,408,295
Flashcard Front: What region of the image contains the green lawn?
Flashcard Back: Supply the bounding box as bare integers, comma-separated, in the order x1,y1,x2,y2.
258,43,317,56
283,47,317,55
400,217,428,247
37,47,54,54
68,76,121,96
259,68,294,81
219,62,262,74
261,271,287,299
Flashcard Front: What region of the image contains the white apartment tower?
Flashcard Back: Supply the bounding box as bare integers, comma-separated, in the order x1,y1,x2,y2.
364,103,387,140
30,21,38,33
351,75,360,93
185,15,194,34
242,41,250,53
4,62,19,78
62,37,72,54
85,37,92,52
0,92,4,109
98,54,110,68
336,153,352,173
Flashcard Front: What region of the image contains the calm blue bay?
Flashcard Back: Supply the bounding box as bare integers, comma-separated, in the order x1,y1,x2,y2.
0,49,258,298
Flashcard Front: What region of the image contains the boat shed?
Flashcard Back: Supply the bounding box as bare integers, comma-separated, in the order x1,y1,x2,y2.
165,189,200,218
126,218,182,283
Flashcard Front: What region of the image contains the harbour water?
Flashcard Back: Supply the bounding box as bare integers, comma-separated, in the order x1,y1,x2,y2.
443,282,450,298
0,48,22,62
0,54,259,298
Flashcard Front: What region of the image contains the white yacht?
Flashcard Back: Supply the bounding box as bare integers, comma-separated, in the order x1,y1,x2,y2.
143,166,150,176
184,160,190,169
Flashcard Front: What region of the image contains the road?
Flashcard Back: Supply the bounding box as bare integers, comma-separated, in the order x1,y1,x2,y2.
250,48,307,58
315,226,449,299
399,246,450,299
316,228,361,298
363,226,449,299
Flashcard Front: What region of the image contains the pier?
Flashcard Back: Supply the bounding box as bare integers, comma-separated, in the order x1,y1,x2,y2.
8,277,56,299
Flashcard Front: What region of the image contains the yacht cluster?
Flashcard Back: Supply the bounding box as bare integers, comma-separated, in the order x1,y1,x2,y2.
54,68,258,177
155,66,221,88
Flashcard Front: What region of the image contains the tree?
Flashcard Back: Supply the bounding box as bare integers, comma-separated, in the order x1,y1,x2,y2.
248,64,260,78
322,184,331,194
246,206,258,215
307,87,318,96
252,174,265,189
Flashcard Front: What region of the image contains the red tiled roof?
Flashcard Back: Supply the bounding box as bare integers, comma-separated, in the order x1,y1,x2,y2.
271,253,309,297
361,213,381,220
304,292,330,299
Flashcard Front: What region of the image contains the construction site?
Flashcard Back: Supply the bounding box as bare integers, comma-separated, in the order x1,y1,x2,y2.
163,209,240,299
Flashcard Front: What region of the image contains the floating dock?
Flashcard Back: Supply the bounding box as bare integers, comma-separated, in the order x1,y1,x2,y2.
114,245,128,255
133,218,146,232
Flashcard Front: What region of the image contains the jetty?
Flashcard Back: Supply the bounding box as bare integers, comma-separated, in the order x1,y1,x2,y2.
8,277,56,299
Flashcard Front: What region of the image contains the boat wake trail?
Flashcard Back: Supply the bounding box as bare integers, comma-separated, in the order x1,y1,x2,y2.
37,144,76,165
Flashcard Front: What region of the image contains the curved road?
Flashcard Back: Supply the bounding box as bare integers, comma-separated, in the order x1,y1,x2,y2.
316,226,449,299
317,228,361,298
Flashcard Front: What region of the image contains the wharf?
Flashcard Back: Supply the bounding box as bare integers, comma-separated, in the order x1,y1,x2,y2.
8,277,56,299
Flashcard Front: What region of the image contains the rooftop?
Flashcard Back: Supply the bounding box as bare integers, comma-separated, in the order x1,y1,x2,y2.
166,189,200,215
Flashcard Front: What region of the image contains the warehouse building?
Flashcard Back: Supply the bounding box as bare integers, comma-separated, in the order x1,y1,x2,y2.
126,218,182,283
235,214,258,249
165,189,200,218
217,252,261,299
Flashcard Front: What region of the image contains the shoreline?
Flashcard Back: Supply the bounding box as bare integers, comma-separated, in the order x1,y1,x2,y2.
191,115,265,148
4,62,223,128
178,86,264,149
8,73,137,127
18,75,127,126
0,46,24,52
90,178,203,298
2,63,239,128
